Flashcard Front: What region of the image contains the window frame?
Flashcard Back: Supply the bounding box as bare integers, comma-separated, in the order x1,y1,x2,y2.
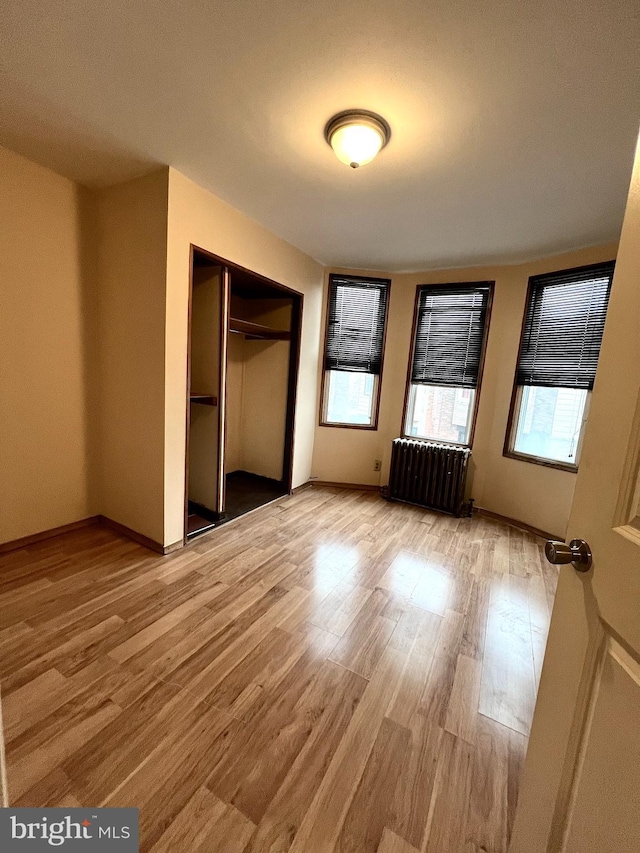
503,260,614,473
401,281,495,448
319,273,391,430
505,384,591,472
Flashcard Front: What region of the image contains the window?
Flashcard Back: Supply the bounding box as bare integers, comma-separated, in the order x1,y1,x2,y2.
403,283,493,445
320,275,390,428
505,261,614,470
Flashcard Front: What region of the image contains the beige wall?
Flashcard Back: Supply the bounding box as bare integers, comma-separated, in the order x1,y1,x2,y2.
225,308,291,482
240,338,289,480
94,169,169,544
238,300,291,482
224,332,289,481
2,155,323,549
0,140,618,548
312,243,618,538
166,168,324,546
0,146,92,544
225,333,245,474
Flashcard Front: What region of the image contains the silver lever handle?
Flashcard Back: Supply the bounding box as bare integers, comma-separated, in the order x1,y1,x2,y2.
545,539,592,572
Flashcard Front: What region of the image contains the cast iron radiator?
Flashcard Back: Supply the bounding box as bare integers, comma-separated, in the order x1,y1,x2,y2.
387,438,471,516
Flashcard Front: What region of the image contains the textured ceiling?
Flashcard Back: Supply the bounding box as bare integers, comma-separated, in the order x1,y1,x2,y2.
1,0,639,271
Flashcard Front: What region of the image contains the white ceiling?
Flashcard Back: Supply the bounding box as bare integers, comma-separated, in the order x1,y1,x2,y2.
1,0,639,271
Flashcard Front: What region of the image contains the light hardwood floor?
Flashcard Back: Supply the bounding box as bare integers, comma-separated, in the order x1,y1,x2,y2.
0,487,557,852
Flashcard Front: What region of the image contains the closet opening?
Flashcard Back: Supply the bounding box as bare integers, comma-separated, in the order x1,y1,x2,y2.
185,247,302,541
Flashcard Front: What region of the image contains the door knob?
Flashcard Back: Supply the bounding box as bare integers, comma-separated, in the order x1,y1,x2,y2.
544,539,592,572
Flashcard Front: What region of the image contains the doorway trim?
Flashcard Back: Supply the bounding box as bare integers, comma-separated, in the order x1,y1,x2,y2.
183,244,304,544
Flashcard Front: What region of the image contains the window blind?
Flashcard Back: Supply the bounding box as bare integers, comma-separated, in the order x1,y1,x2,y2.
410,284,492,388
325,276,390,374
516,262,614,390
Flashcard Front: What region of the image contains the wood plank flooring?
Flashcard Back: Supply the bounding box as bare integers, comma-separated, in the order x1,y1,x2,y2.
0,487,557,852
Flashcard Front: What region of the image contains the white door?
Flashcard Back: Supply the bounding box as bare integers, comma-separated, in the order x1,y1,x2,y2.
509,134,640,852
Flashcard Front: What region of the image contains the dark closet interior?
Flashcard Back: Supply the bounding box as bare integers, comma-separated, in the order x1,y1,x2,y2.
186,249,302,541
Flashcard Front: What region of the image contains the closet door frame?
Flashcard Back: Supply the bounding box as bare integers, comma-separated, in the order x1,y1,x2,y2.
183,244,304,542
216,265,230,513
183,246,229,544
282,291,303,491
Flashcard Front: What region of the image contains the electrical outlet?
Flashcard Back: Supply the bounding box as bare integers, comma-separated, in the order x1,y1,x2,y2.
374,459,382,472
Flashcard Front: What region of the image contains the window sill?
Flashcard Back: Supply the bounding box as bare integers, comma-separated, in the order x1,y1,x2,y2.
319,421,378,431
503,449,579,473
401,434,471,449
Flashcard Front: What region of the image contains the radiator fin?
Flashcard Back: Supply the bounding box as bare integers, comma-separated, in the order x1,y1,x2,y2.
388,438,470,516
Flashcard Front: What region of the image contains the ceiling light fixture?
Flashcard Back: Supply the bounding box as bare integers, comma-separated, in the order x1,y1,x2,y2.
325,110,390,169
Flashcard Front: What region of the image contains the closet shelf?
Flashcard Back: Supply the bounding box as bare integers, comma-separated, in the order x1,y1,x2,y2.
190,394,218,406
229,317,291,341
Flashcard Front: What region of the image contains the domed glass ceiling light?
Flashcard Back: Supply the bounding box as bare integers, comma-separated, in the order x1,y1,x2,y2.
325,110,391,169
